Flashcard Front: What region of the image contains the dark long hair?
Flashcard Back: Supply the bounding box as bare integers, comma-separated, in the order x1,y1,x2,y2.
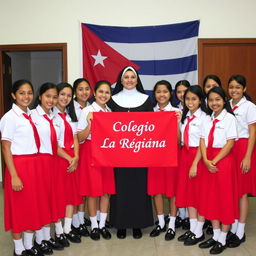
56,82,77,122
203,75,222,96
207,86,234,116
12,79,34,94
181,85,209,123
228,74,252,101
174,80,190,104
112,66,146,95
92,80,112,102
153,80,177,107
73,78,92,101
34,82,57,108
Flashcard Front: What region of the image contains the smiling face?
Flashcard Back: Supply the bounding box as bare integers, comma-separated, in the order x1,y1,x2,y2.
57,87,73,111
40,88,58,114
204,78,220,95
228,80,246,103
208,92,225,117
176,85,188,103
94,83,111,108
155,84,171,108
75,81,91,105
121,70,137,90
185,91,201,114
11,83,33,112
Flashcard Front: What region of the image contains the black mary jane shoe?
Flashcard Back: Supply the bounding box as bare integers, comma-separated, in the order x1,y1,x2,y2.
133,228,142,239
78,224,90,237
26,246,44,256
177,230,193,242
13,250,28,256
184,233,205,246
34,240,53,255
206,225,213,235
90,228,100,241
150,225,166,237
182,218,190,230
175,216,183,229
226,231,235,243
45,238,64,251
199,238,217,248
227,234,246,248
165,228,175,241
55,233,70,248
209,241,226,254
65,230,81,243
100,227,111,240
117,229,126,239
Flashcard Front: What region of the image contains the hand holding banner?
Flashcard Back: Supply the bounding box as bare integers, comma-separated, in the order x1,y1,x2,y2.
91,111,178,167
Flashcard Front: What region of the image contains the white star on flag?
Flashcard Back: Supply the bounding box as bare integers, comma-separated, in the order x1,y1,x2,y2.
91,50,107,67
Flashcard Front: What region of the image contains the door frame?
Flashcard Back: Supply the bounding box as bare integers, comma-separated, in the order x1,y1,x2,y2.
0,43,68,118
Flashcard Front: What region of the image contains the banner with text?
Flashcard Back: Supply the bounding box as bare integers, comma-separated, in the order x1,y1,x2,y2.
91,112,178,167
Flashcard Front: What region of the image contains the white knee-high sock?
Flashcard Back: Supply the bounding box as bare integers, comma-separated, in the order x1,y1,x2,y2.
218,232,227,246
230,219,238,234
23,232,34,250
55,221,64,237
35,228,44,244
99,212,107,229
42,226,51,241
236,222,245,239
194,221,204,238
72,213,80,228
168,216,176,231
13,239,25,255
78,211,85,225
213,229,221,241
90,216,98,229
64,217,72,234
157,214,165,229
189,218,198,233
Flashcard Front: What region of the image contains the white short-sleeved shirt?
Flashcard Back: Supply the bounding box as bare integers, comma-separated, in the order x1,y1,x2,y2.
201,109,238,148
153,102,180,112
31,105,61,154
74,100,90,120
230,97,256,138
178,102,183,111
180,108,210,147
77,102,111,141
0,104,38,155
53,107,77,148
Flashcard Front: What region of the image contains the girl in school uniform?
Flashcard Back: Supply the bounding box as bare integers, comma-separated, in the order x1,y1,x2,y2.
77,80,116,241
176,85,210,246
31,82,65,254
71,78,92,237
227,75,256,247
0,80,43,256
174,80,191,111
198,87,238,254
53,83,83,245
202,75,222,97
147,80,180,241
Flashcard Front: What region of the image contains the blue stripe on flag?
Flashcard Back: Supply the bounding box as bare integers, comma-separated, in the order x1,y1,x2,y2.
133,55,197,75
83,21,199,43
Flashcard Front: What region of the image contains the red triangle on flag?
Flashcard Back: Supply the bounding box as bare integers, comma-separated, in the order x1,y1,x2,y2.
81,24,140,87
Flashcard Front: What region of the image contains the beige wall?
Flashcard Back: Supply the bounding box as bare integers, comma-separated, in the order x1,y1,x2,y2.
1,0,256,181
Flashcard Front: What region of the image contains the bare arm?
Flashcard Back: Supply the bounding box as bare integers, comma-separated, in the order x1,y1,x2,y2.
212,139,235,165
200,138,217,173
189,147,201,178
77,112,93,142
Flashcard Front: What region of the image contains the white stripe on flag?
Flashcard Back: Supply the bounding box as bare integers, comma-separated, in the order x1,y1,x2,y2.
106,37,198,61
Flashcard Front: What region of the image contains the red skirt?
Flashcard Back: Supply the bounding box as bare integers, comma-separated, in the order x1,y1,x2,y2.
147,167,177,197
233,138,256,197
55,148,83,217
4,154,43,233
198,148,239,225
175,147,203,208
79,140,116,197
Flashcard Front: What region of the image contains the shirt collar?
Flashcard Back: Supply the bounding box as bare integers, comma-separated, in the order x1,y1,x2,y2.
156,102,175,111
92,102,111,112
211,108,227,121
186,108,202,118
230,96,247,107
12,103,31,116
36,105,54,119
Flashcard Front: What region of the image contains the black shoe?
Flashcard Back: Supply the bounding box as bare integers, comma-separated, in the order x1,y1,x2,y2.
34,240,53,255
203,220,211,229
45,238,64,251
182,218,190,230
65,230,81,243
177,230,193,242
13,250,28,256
227,234,246,248
117,229,126,239
210,241,226,254
105,220,112,229
84,217,91,226
26,246,44,256
175,216,183,228
55,233,70,247
90,228,100,241
77,224,90,237
184,233,205,246
100,227,111,240
133,228,142,239
164,215,170,224
226,231,235,243
165,228,175,241
206,225,213,235
150,225,166,237
199,238,217,248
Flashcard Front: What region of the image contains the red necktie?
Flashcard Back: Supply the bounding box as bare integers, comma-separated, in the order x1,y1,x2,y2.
183,115,196,150
43,114,58,155
58,112,74,149
80,106,83,110
232,106,238,112
23,113,40,152
208,119,220,148
158,108,164,112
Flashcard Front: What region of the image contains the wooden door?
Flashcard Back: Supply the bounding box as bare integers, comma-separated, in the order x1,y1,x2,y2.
198,39,256,103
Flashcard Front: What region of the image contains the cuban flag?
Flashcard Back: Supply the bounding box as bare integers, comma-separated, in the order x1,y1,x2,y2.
81,20,199,91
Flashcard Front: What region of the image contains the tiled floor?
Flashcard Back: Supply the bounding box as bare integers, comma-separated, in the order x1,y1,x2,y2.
0,188,256,256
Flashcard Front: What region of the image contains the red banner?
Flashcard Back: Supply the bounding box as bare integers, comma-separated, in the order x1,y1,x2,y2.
91,112,178,167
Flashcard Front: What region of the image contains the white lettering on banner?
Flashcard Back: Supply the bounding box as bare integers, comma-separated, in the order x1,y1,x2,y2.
113,121,155,136
120,138,166,153
100,138,116,148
